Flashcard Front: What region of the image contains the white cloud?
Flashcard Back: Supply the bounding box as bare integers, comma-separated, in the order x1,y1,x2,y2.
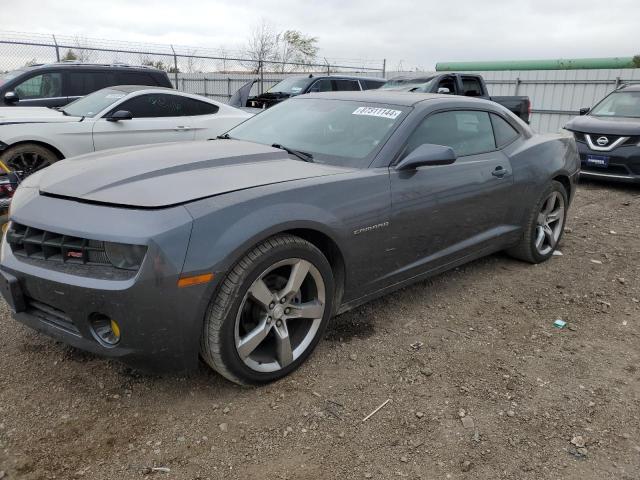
2,0,639,70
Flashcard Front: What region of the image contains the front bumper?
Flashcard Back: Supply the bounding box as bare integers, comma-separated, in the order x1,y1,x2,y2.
576,141,640,183
0,190,215,373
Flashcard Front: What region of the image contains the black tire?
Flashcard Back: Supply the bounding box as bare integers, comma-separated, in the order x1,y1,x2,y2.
200,234,334,385
0,143,59,178
507,180,568,264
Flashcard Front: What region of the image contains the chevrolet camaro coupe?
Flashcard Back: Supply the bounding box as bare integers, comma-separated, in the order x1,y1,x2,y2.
0,92,579,385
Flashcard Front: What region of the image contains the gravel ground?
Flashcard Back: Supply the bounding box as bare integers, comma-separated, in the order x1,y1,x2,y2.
0,180,639,480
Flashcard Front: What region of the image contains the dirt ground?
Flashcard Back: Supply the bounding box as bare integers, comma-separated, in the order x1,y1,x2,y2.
0,180,639,480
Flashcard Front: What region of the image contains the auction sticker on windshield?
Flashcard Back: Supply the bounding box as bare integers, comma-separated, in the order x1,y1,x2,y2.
352,107,402,119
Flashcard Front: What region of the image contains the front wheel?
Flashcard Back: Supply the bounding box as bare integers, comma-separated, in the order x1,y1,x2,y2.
507,180,568,264
201,234,334,385
0,143,59,178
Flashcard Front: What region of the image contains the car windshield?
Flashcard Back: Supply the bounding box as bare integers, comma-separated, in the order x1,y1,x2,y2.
590,91,640,118
266,77,312,95
62,88,128,117
227,98,409,167
381,76,436,92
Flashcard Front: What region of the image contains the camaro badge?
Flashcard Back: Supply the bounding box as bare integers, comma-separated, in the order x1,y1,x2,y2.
353,222,389,236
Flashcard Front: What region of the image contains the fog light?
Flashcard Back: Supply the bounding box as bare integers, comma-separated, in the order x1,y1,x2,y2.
90,313,121,346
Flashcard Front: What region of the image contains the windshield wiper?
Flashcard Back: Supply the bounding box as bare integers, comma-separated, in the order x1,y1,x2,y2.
271,144,314,163
217,133,232,139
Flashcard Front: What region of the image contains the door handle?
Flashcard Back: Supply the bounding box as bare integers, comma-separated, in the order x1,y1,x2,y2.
175,126,192,131
492,166,509,178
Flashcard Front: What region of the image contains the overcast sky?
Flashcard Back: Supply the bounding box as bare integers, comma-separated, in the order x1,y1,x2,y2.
2,0,639,70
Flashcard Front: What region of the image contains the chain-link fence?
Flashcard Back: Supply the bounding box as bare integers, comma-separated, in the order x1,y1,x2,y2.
0,31,386,102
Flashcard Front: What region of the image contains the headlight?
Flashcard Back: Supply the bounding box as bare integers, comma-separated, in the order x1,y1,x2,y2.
104,242,147,270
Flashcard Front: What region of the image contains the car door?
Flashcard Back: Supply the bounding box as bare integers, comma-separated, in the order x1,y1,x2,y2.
387,109,515,281
10,71,66,107
92,93,195,152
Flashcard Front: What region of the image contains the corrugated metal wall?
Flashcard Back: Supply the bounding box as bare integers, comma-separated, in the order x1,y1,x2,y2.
466,69,640,133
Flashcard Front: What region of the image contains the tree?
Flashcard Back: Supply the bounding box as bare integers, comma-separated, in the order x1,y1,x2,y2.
140,57,179,73
243,20,319,73
243,19,279,73
275,30,318,72
62,49,78,61
633,55,640,68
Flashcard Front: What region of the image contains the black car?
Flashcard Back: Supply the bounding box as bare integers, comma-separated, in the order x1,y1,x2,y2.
0,62,173,108
382,72,532,123
565,84,640,183
245,74,386,109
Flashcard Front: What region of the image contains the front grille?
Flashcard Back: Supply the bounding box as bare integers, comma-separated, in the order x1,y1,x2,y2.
582,163,631,175
26,297,80,336
6,223,110,267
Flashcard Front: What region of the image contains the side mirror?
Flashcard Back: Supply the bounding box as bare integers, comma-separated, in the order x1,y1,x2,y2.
106,110,133,121
437,87,451,94
579,107,590,116
395,144,457,171
4,91,19,104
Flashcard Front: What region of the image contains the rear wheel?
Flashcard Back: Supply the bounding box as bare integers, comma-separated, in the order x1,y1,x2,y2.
507,180,567,264
0,143,59,178
200,234,334,385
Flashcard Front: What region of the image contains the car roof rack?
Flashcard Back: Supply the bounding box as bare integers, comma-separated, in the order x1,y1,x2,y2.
28,61,156,70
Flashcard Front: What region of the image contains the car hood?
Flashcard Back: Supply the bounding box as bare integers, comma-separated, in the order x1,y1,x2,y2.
31,140,352,208
0,107,81,125
564,115,640,136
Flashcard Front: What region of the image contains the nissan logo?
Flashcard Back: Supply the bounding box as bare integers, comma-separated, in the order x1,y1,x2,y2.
596,136,609,146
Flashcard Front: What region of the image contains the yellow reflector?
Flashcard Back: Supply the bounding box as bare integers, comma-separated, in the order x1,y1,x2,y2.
2,222,9,233
178,273,214,288
110,319,121,339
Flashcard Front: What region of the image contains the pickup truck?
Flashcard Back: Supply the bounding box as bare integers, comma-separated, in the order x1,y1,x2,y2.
382,73,531,123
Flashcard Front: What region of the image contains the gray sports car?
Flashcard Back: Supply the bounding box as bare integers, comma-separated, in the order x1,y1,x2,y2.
0,92,579,385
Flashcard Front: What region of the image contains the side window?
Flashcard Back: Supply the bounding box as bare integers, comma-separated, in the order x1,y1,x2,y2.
116,94,183,118
68,72,118,96
14,72,62,99
405,110,496,157
114,94,217,118
334,79,361,91
461,77,483,97
491,113,520,147
436,76,456,94
178,97,219,115
361,79,386,90
308,79,333,93
118,72,158,86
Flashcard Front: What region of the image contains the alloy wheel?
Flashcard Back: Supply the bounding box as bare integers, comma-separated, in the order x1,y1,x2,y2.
535,191,565,256
234,258,326,373
6,151,54,177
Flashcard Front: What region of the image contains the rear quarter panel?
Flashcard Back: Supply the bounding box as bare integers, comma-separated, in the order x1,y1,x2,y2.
505,133,579,226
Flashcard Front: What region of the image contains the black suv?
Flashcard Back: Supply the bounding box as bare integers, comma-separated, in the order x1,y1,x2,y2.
245,74,386,109
0,62,173,108
565,84,640,183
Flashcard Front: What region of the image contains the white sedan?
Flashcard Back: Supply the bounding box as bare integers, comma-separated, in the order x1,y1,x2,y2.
0,86,252,175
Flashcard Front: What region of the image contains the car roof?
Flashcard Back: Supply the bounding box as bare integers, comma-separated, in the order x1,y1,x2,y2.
284,74,385,82
16,62,164,73
619,84,640,92
302,90,493,107
108,85,175,94
386,72,438,81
